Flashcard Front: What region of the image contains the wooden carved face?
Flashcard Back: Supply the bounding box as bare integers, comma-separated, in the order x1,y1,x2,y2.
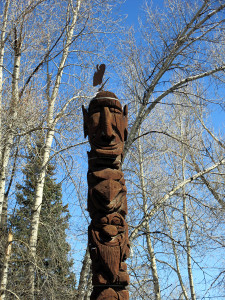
91,212,129,247
82,93,128,155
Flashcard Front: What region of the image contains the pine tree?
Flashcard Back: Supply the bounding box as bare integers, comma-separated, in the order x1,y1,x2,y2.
8,140,76,299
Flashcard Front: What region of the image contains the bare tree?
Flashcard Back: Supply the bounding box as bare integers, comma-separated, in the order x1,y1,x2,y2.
115,0,225,159
123,89,224,298
112,3,225,297
137,129,161,300
0,0,10,223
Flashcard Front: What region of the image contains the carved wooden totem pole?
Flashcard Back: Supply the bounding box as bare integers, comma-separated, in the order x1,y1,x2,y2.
82,65,130,299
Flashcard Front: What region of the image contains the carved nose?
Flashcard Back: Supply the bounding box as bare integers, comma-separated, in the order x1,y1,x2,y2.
102,107,114,139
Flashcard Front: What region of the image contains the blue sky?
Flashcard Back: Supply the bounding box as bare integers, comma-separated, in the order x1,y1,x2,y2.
120,0,164,25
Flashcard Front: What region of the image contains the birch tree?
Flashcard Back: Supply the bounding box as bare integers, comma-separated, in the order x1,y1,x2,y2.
26,2,81,297
115,0,225,159
112,2,225,297
0,2,69,296
137,129,161,300
0,0,10,224
123,89,224,298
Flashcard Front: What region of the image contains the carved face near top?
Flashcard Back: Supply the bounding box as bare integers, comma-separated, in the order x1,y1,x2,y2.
82,91,128,156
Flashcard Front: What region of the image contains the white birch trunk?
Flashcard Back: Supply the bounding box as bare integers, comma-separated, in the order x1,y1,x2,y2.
165,212,189,300
27,2,82,298
77,247,92,300
0,4,20,295
182,187,196,300
181,125,196,300
0,50,21,228
27,129,55,299
0,230,13,300
190,152,225,209
0,46,21,222
84,271,92,300
145,223,161,300
0,0,10,223
1,196,8,230
138,135,161,300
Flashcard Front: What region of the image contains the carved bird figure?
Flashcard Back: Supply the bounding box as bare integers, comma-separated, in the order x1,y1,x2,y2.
93,64,106,87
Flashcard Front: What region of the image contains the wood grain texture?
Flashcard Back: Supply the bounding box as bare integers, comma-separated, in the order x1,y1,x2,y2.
83,91,129,299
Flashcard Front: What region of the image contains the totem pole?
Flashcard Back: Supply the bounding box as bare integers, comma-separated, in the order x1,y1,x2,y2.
82,65,130,299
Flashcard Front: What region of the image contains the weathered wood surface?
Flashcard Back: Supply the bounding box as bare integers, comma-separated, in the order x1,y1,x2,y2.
83,91,129,299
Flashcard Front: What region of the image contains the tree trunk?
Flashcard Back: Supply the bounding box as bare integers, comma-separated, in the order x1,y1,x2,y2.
145,223,161,300
0,1,10,210
84,270,92,300
181,125,196,300
0,35,21,293
165,211,189,300
0,230,13,300
190,152,225,209
0,19,21,224
27,2,82,298
182,188,196,300
27,129,55,299
76,247,91,300
138,134,161,300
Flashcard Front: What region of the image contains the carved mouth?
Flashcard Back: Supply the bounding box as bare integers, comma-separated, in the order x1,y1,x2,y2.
91,141,121,150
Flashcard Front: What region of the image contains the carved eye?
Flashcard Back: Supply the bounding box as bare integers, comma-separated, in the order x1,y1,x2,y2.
89,107,101,115
100,217,108,224
109,107,121,114
111,216,122,225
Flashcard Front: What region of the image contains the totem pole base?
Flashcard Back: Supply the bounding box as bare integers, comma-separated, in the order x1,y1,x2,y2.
91,287,129,300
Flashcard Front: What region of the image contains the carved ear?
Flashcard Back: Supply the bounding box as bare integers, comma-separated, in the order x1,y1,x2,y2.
123,104,128,117
124,128,128,141
123,105,128,141
82,105,89,138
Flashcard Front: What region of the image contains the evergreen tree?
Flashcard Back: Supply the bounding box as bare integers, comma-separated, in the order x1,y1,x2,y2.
8,140,76,299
